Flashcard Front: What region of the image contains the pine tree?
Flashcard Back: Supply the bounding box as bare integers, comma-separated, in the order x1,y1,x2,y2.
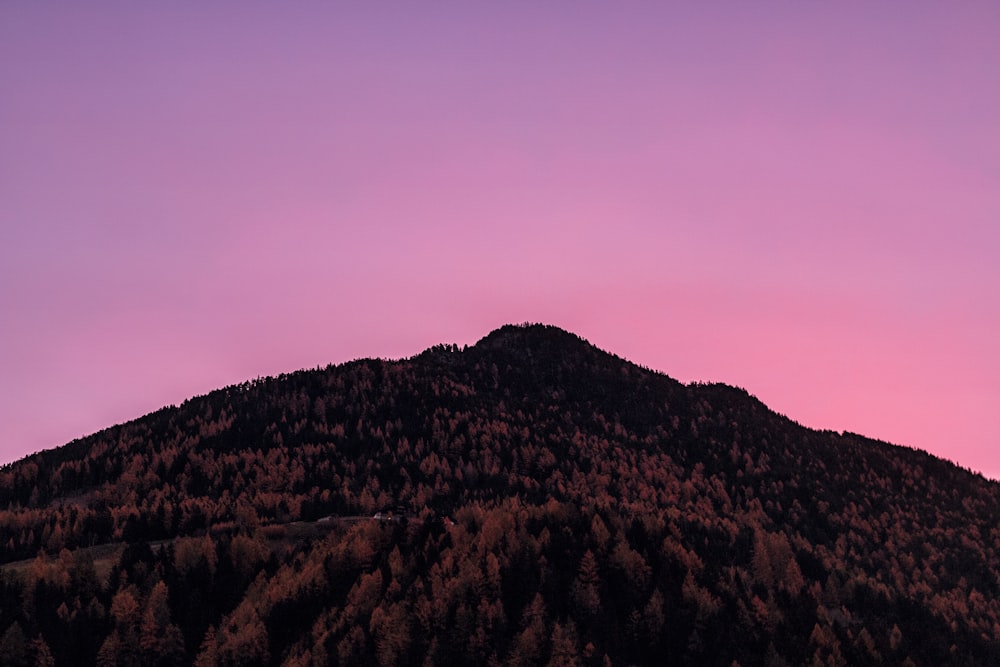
0,622,29,667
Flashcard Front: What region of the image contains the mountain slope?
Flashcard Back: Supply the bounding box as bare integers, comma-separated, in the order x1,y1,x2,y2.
1,323,998,666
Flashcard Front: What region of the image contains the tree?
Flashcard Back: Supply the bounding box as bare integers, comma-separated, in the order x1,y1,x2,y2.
217,609,269,667
193,626,218,667
31,634,56,667
369,602,411,666
889,624,903,651
570,551,601,618
508,594,548,666
140,581,186,666
547,622,581,667
0,622,29,667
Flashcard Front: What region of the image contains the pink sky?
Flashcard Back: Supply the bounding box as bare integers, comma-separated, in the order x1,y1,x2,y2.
2,4,998,477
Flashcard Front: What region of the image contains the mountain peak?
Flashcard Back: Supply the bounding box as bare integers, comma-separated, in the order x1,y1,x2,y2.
477,322,576,344
473,322,600,357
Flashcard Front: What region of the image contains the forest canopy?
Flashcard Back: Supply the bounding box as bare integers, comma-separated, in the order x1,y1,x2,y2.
2,324,998,666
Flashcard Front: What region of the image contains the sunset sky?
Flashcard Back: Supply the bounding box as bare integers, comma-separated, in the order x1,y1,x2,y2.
1,4,998,477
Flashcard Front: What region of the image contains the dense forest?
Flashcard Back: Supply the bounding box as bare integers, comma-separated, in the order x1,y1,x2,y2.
2,323,999,666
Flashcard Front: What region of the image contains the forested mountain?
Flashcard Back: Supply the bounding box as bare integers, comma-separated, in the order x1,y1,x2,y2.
2,323,998,666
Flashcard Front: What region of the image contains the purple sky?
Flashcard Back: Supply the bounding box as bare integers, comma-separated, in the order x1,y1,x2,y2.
2,4,998,477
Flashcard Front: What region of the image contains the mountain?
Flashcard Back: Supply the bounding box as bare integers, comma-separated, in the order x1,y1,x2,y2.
1,323,998,666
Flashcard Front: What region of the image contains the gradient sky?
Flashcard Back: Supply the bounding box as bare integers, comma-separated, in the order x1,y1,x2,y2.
2,3,998,477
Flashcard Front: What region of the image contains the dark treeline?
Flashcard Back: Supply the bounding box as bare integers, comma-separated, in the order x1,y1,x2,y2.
1,324,999,665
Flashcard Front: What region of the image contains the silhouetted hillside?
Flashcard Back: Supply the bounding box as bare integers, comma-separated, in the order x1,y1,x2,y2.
2,323,998,666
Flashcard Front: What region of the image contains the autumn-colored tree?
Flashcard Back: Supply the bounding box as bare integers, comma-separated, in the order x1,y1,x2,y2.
32,634,56,667
193,626,218,667
0,622,29,667
570,550,601,618
508,594,549,666
369,601,412,666
217,609,269,667
140,581,186,666
547,621,581,667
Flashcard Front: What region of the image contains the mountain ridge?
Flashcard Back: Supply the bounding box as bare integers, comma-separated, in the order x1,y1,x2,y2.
7,322,931,474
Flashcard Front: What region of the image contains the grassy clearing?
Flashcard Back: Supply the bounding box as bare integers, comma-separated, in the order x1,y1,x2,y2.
0,541,125,583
